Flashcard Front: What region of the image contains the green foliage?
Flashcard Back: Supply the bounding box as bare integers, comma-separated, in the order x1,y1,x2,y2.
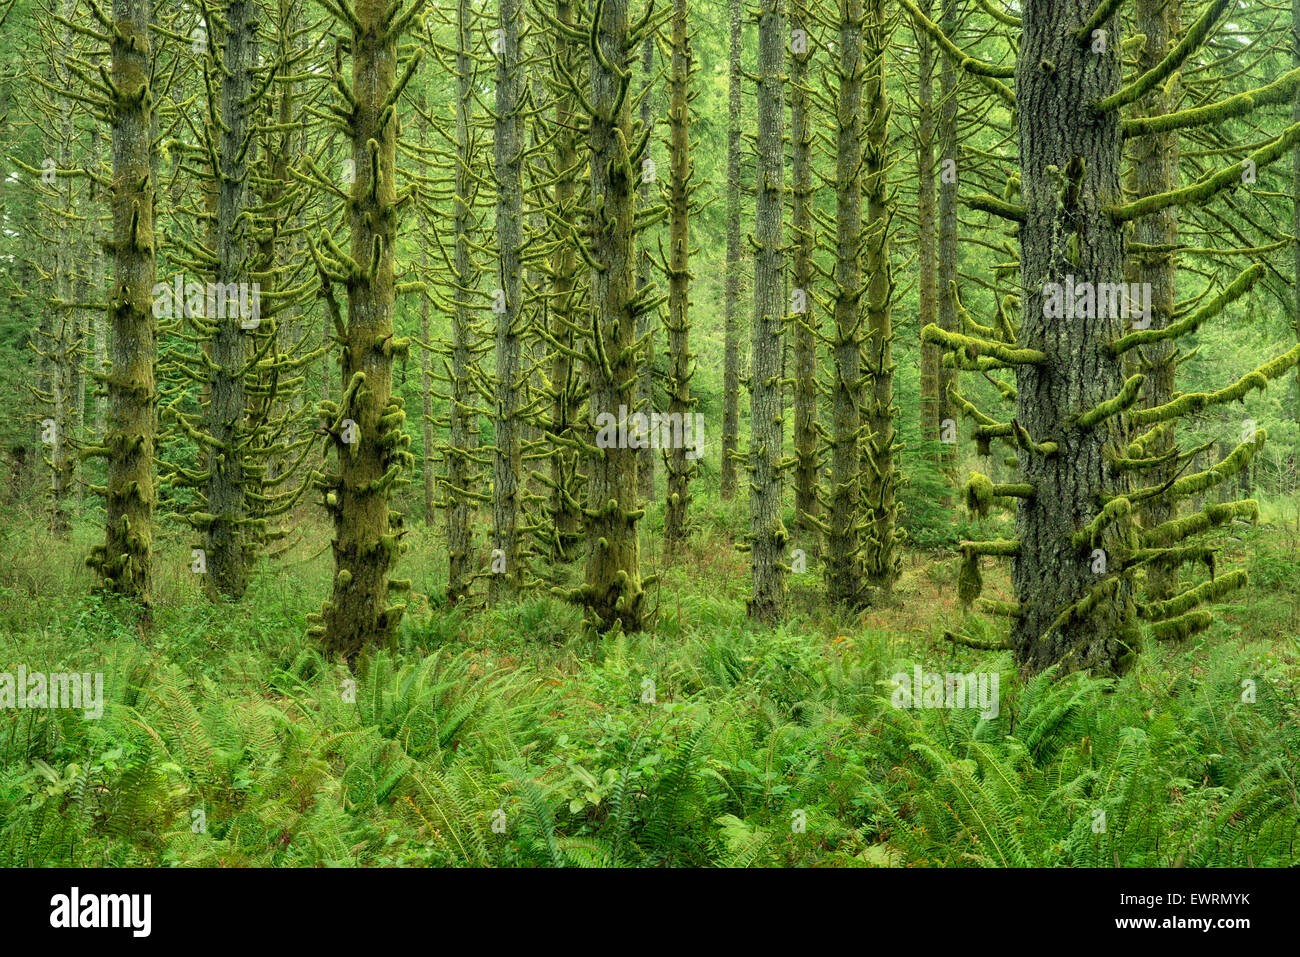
2,562,1295,867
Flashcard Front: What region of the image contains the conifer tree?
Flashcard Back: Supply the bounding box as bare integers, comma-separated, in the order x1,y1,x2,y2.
912,0,1300,673
84,0,158,608
305,0,422,659
562,0,658,632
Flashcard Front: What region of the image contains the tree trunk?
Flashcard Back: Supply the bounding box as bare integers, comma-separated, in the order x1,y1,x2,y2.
1127,0,1181,602
935,0,959,498
580,0,648,632
91,0,157,608
916,0,939,460
721,0,743,502
636,34,657,503
747,0,787,623
445,0,480,605
490,0,524,602
790,0,817,541
205,0,256,600
824,0,866,609
546,0,583,559
663,0,693,548
861,0,899,593
313,0,413,659
1012,0,1135,674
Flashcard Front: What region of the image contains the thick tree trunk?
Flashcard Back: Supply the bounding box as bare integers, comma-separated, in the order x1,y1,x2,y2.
1012,0,1135,674
581,0,647,632
314,0,412,659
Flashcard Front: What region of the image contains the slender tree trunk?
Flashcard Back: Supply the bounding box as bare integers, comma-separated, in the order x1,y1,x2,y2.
91,0,157,608
636,34,657,502
721,0,743,501
490,0,524,602
1293,0,1300,473
747,0,787,623
205,0,256,600
861,0,898,592
90,127,107,442
917,0,939,458
789,0,817,541
445,0,480,605
49,5,77,535
1127,0,1181,601
546,0,583,557
825,0,866,609
663,0,693,548
936,0,959,498
418,94,436,527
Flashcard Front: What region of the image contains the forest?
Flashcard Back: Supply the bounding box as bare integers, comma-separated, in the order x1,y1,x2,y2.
0,0,1297,870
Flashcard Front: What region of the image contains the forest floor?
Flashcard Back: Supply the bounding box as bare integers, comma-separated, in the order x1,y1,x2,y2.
0,495,1297,866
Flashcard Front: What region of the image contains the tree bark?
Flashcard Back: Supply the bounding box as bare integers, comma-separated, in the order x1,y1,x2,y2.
747,0,787,623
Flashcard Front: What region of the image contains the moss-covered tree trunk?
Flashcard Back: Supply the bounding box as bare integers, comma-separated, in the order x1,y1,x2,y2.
916,0,939,459
823,0,865,609
1012,0,1135,673
1294,0,1300,464
747,0,787,623
546,0,583,558
663,0,694,548
635,33,657,503
1126,0,1181,602
49,5,77,536
861,0,898,592
720,0,743,502
90,0,157,607
445,0,479,605
312,0,414,660
417,94,436,528
935,0,958,497
490,0,524,602
205,0,256,601
789,0,817,541
579,0,647,632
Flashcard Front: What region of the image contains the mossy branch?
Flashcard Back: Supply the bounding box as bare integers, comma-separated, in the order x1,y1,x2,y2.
1092,0,1230,113
1130,344,1300,426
